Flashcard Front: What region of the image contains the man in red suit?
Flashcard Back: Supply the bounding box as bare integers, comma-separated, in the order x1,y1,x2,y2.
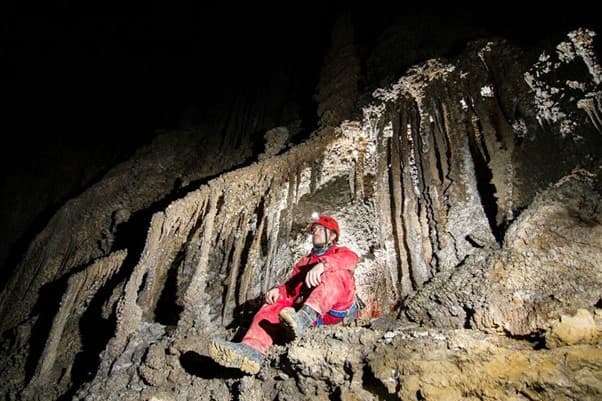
210,214,360,374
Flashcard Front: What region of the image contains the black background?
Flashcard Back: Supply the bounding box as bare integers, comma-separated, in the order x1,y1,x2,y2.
2,3,600,162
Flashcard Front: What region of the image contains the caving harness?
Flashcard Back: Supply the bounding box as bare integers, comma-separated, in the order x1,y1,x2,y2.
316,295,366,326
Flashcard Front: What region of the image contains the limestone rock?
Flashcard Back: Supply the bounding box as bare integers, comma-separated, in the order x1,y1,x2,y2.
405,169,602,337
546,309,600,348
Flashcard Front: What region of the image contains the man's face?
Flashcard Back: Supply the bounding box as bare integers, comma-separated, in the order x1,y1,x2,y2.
311,224,329,247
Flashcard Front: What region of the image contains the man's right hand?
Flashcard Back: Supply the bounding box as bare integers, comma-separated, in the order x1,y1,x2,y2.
265,287,280,304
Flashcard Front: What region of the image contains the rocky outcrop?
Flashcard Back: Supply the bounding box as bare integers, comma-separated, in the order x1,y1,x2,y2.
68,314,602,401
0,27,601,401
405,169,602,336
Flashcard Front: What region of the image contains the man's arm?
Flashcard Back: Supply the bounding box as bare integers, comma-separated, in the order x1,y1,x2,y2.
306,247,359,287
266,255,309,301
318,246,359,273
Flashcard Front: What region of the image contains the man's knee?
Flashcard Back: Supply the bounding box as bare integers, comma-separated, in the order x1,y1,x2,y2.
320,270,354,290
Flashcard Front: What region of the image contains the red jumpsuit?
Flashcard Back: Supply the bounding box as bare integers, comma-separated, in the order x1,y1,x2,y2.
241,245,359,354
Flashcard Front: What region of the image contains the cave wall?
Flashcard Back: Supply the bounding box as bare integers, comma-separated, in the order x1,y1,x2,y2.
0,24,601,401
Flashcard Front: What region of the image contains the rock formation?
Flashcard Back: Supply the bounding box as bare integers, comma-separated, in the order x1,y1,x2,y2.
0,23,601,401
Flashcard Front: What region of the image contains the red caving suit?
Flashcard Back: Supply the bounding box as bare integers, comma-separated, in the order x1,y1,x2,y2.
242,244,359,354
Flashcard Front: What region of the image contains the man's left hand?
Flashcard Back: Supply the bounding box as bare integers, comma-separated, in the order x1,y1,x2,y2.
306,262,325,288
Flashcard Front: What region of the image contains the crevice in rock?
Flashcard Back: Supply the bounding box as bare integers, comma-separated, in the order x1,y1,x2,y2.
234,230,256,309
25,276,69,382
466,121,503,242
462,306,475,329
361,364,398,401
329,386,342,401
153,249,184,326
464,235,484,249
503,329,547,350
68,274,122,389
179,351,243,380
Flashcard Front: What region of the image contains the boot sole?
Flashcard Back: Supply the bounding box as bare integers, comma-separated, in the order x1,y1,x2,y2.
209,341,261,375
278,307,300,339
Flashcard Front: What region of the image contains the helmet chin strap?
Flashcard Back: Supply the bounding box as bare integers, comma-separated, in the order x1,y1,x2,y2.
313,226,334,255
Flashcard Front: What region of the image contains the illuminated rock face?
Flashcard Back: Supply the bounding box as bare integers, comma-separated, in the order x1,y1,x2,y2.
1,29,601,401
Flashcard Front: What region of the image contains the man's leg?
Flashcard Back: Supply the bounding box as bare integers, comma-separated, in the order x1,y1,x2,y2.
210,298,292,374
279,270,355,337
303,269,355,316
241,299,293,353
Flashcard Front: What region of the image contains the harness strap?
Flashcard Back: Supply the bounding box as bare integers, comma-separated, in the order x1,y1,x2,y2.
328,302,357,318
315,302,358,325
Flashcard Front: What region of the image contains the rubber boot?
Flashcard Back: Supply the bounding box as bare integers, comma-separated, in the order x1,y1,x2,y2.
209,339,263,374
279,304,318,339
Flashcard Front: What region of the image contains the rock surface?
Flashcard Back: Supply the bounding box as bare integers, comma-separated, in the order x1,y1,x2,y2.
405,169,602,337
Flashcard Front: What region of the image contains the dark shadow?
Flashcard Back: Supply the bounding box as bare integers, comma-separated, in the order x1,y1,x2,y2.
61,255,137,400
361,364,399,400
329,386,342,401
503,328,547,351
154,247,185,326
259,319,290,345
462,306,475,329
0,131,157,297
225,296,265,342
465,115,503,243
24,275,70,381
225,295,293,347
464,235,484,249
180,351,244,380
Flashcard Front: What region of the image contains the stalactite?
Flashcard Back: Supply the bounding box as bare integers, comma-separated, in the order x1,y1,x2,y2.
355,135,367,200
473,81,515,224
437,97,466,265
399,103,430,290
577,93,602,133
285,167,297,240
28,250,127,387
221,212,250,325
262,190,285,294
238,208,267,305
415,105,443,275
181,184,221,326
136,191,210,321
410,103,435,279
348,162,356,197
374,129,394,309
388,114,412,300
309,158,322,194
104,187,212,349
217,225,236,276
110,212,165,358
294,166,303,204
428,102,451,260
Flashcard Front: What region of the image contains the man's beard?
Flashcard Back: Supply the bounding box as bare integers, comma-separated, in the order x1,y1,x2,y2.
312,239,326,248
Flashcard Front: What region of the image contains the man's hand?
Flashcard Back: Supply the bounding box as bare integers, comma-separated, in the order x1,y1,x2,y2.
305,262,325,288
265,287,280,304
